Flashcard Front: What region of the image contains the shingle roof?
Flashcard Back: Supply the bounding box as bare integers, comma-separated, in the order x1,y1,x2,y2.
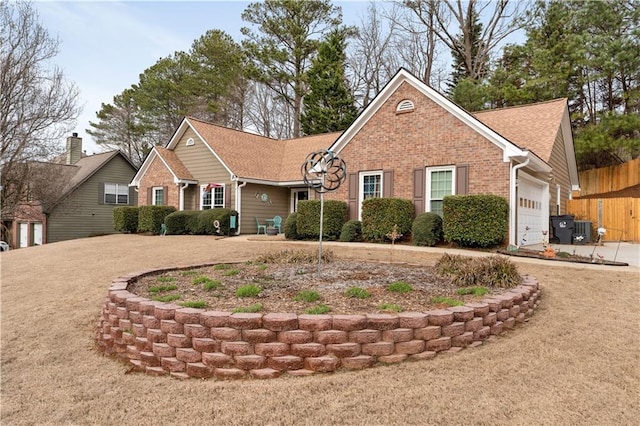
473,98,568,162
155,146,194,181
188,118,340,182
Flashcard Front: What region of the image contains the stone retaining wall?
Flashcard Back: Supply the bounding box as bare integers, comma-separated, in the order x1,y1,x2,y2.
95,267,541,380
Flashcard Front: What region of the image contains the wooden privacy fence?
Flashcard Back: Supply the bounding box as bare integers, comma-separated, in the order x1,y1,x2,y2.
567,197,640,242
577,158,640,196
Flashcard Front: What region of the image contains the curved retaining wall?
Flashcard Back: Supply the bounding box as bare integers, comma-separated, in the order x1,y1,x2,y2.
95,267,541,380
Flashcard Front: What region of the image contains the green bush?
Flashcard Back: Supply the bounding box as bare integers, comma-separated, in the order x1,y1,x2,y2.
113,206,139,233
412,212,443,247
284,212,299,240
138,205,176,234
339,220,362,242
442,195,509,248
296,200,348,240
164,210,200,235
361,198,413,242
194,209,239,235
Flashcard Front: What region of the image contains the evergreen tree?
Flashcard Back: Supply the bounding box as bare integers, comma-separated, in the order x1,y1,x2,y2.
301,28,358,135
447,8,487,92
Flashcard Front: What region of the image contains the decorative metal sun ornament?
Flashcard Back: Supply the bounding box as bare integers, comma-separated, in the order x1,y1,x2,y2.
301,149,347,194
300,149,347,278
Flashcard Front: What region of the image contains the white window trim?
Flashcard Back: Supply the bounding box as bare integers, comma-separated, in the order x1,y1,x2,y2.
425,166,456,214
152,186,164,206
290,188,309,213
358,171,383,220
200,183,225,210
104,183,129,205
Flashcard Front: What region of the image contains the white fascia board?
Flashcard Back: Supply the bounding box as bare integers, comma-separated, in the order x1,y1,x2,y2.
561,107,580,190
236,177,309,187
129,149,158,186
329,68,527,162
510,151,552,174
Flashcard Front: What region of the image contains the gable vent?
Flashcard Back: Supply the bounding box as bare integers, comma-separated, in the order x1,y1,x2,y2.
396,99,415,114
185,137,195,146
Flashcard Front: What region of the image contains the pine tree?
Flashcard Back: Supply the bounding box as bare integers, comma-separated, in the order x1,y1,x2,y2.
301,29,358,135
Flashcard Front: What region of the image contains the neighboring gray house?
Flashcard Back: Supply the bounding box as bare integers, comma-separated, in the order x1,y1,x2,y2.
4,134,138,248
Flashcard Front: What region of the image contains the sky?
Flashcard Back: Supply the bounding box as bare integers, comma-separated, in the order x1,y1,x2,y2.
34,0,377,155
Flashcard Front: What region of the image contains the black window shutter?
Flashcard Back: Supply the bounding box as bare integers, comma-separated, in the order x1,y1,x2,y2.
413,168,425,216
347,173,358,220
98,182,105,204
456,164,469,195
163,186,168,205
147,187,152,205
128,186,136,206
383,170,394,197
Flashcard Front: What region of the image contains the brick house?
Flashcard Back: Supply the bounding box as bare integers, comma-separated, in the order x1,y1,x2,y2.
2,134,138,248
130,69,579,246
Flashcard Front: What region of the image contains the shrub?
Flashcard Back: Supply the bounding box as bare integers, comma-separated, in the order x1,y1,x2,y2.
443,195,509,248
387,281,413,293
138,205,176,234
296,200,348,240
435,254,521,289
412,212,443,247
164,210,200,235
339,220,362,242
361,198,413,242
113,206,138,233
344,287,371,299
379,303,403,312
236,284,261,298
233,304,263,313
284,212,299,240
294,290,321,303
193,209,239,235
305,304,331,314
180,301,207,308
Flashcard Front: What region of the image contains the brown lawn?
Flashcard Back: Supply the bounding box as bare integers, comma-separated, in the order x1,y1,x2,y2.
1,234,638,425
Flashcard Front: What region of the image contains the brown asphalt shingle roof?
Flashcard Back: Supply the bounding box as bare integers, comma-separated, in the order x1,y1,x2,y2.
473,98,568,162
155,147,194,181
188,117,340,181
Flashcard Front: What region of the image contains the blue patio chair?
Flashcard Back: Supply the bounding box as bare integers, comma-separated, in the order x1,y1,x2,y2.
272,215,282,234
255,217,267,235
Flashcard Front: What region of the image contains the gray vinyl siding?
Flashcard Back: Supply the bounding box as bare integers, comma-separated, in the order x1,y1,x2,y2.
548,129,571,215
174,129,235,210
47,155,137,243
239,183,291,234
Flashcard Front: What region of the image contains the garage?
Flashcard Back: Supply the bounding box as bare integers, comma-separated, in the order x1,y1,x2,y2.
516,172,549,246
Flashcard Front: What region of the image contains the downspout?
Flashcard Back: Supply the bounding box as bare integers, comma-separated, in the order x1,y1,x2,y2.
509,158,530,246
178,182,189,211
235,179,247,235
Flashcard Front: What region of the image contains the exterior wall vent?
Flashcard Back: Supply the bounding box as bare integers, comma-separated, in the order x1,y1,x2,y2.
396,99,415,114
186,137,195,146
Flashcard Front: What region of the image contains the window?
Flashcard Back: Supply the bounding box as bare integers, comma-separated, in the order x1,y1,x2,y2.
152,187,164,206
291,189,308,212
105,183,129,204
201,183,224,209
358,171,383,219
426,166,455,216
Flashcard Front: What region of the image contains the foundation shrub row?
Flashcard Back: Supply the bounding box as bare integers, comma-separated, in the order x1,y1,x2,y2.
96,268,541,381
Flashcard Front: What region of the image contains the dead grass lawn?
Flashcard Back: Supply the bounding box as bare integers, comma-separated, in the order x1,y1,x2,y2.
1,234,638,425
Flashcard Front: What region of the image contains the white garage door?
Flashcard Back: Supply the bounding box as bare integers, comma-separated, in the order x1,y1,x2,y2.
517,172,549,246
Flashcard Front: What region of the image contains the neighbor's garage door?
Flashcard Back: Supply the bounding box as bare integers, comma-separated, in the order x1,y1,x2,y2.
517,172,549,246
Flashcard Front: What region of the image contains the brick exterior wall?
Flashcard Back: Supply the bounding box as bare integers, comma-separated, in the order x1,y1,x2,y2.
326,82,510,205
96,264,541,380
138,157,181,207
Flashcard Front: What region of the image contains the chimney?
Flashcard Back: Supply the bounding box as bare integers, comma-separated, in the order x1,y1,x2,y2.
66,133,82,165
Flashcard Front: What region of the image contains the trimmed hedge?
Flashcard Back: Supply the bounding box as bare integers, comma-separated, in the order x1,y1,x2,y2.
164,209,239,235
284,212,299,240
113,206,138,233
443,195,509,248
164,210,200,235
296,200,348,240
361,198,413,242
412,212,443,247
339,220,362,242
138,206,176,234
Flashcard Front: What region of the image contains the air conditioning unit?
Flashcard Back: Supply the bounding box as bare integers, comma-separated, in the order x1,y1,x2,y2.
573,220,592,244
